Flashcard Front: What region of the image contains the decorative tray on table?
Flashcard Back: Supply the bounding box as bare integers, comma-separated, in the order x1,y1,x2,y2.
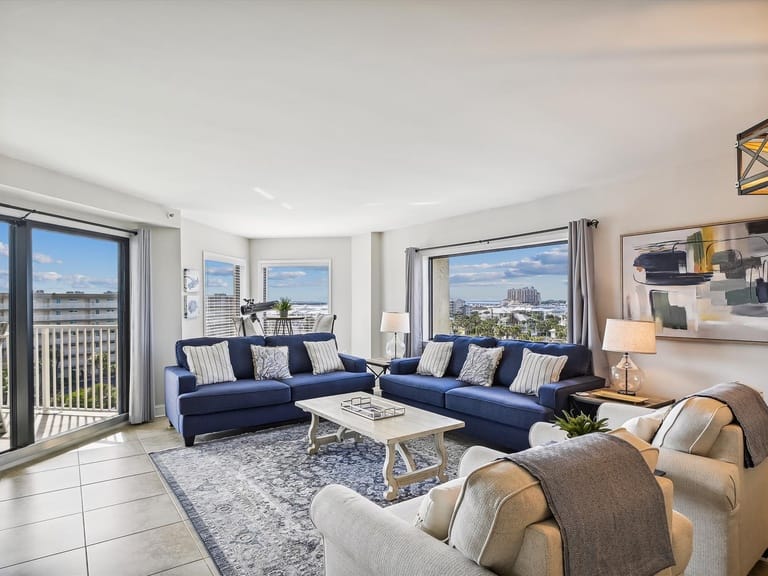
340,396,405,420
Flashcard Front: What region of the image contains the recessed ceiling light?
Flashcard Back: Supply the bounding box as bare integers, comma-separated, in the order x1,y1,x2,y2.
409,201,440,206
254,187,275,200
281,202,293,210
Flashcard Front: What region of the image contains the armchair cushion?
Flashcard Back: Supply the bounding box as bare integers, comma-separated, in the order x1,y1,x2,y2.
414,477,465,540
653,396,733,456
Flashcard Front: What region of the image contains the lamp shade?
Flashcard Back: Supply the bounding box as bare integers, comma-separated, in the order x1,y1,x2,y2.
602,319,656,354
380,312,410,333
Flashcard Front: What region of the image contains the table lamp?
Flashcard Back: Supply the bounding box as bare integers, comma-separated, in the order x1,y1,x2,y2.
601,319,656,395
380,312,410,359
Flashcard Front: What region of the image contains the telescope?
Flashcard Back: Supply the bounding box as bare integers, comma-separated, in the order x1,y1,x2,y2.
241,298,278,317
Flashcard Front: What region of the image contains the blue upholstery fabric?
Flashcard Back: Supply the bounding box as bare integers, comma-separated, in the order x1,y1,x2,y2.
433,334,497,377
175,336,267,379
338,353,367,373
178,379,290,416
445,386,552,430
379,373,466,408
287,371,374,401
179,403,308,439
538,375,606,413
390,357,419,375
266,333,335,374
165,366,197,396
494,339,592,385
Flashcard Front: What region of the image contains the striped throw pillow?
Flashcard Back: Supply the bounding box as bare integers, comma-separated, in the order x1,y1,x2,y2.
509,348,568,395
304,340,345,375
182,341,236,386
417,341,454,377
458,344,504,386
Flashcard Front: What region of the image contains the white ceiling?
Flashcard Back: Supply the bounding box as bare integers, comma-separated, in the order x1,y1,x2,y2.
0,1,766,238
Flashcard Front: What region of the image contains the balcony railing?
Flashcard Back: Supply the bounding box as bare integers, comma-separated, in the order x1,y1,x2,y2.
0,323,120,415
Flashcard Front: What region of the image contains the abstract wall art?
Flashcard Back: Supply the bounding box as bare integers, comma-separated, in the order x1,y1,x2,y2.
622,218,768,343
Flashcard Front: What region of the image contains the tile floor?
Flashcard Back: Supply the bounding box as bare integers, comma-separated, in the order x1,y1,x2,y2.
1,418,767,576
0,418,220,576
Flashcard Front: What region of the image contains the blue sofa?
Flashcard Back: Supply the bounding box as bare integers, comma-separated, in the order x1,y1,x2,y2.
165,333,374,446
379,334,604,451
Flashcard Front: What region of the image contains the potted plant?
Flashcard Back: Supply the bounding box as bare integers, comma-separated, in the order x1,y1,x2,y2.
274,297,293,318
553,410,610,438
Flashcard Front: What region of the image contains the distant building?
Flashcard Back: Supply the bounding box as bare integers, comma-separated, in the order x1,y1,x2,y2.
506,286,540,306
449,298,467,316
0,291,118,324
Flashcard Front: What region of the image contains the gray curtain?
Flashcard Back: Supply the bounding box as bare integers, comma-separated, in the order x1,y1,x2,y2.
405,247,423,357
568,219,608,376
129,228,154,424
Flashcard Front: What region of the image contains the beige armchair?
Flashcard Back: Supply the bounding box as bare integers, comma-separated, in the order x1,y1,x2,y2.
312,440,692,576
599,401,768,576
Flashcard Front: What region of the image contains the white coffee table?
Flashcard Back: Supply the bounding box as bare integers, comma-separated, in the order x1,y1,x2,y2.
295,392,465,501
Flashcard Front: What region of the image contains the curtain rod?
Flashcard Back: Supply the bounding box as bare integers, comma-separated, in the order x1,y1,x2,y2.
413,219,598,253
0,201,138,235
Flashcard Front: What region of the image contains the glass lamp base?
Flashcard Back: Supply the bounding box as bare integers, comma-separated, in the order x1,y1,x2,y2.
385,333,405,359
609,365,645,395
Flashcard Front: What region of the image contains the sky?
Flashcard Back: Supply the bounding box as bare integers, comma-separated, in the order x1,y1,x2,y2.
265,265,329,303
0,223,119,293
448,242,568,301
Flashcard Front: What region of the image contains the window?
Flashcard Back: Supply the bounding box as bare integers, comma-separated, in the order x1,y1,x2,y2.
259,260,331,331
429,239,569,342
204,253,245,337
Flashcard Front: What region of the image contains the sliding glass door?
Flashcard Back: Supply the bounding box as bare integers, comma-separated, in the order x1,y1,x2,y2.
0,218,128,453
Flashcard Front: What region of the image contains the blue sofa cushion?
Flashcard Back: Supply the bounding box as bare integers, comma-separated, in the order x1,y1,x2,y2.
445,386,552,430
379,373,466,408
433,334,497,377
287,371,374,402
178,379,290,416
175,336,266,380
266,333,335,375
494,340,592,386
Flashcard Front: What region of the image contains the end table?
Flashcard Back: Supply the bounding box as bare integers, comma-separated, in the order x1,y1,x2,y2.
570,390,674,418
365,357,392,380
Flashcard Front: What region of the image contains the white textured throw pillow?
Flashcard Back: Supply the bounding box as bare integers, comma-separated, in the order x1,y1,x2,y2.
183,341,236,385
304,340,345,375
509,348,568,395
623,406,672,443
414,477,465,541
251,345,291,380
417,341,454,377
458,344,504,386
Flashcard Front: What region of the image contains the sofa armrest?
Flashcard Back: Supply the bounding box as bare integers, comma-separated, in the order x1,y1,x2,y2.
311,484,493,576
538,375,605,414
339,353,366,373
458,445,507,476
164,366,197,396
656,449,739,512
390,357,419,375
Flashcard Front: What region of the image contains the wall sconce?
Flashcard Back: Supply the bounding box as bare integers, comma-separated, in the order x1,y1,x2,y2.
737,118,768,195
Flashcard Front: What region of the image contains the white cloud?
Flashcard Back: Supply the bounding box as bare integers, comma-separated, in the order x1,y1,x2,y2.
32,252,62,264
0,242,8,257
270,271,307,280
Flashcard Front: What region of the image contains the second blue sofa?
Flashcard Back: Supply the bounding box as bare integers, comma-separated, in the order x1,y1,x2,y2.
380,334,604,451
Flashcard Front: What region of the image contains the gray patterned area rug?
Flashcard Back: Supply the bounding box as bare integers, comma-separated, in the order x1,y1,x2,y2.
150,421,473,576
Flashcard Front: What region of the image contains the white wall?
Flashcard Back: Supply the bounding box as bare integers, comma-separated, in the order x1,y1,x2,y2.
249,237,352,352
180,218,250,338
380,143,768,401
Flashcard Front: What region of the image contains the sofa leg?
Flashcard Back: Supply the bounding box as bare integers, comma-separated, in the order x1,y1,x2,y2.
184,435,195,447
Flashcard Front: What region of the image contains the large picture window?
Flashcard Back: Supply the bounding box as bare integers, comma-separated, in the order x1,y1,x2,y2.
204,253,245,337
429,241,569,342
259,260,330,332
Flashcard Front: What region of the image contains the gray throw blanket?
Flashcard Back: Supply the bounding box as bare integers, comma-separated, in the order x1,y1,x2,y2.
505,433,674,576
692,381,768,468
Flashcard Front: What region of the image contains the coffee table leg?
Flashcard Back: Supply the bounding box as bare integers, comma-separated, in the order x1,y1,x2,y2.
395,442,417,472
382,443,399,501
434,432,448,482
307,413,321,455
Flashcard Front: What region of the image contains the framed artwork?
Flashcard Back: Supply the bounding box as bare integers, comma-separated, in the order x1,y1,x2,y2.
184,294,200,319
621,218,768,343
184,268,200,293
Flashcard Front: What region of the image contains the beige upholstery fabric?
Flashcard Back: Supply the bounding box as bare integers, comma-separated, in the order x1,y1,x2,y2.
653,397,733,456
623,406,673,443
609,428,660,471
414,477,465,540
448,460,550,575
